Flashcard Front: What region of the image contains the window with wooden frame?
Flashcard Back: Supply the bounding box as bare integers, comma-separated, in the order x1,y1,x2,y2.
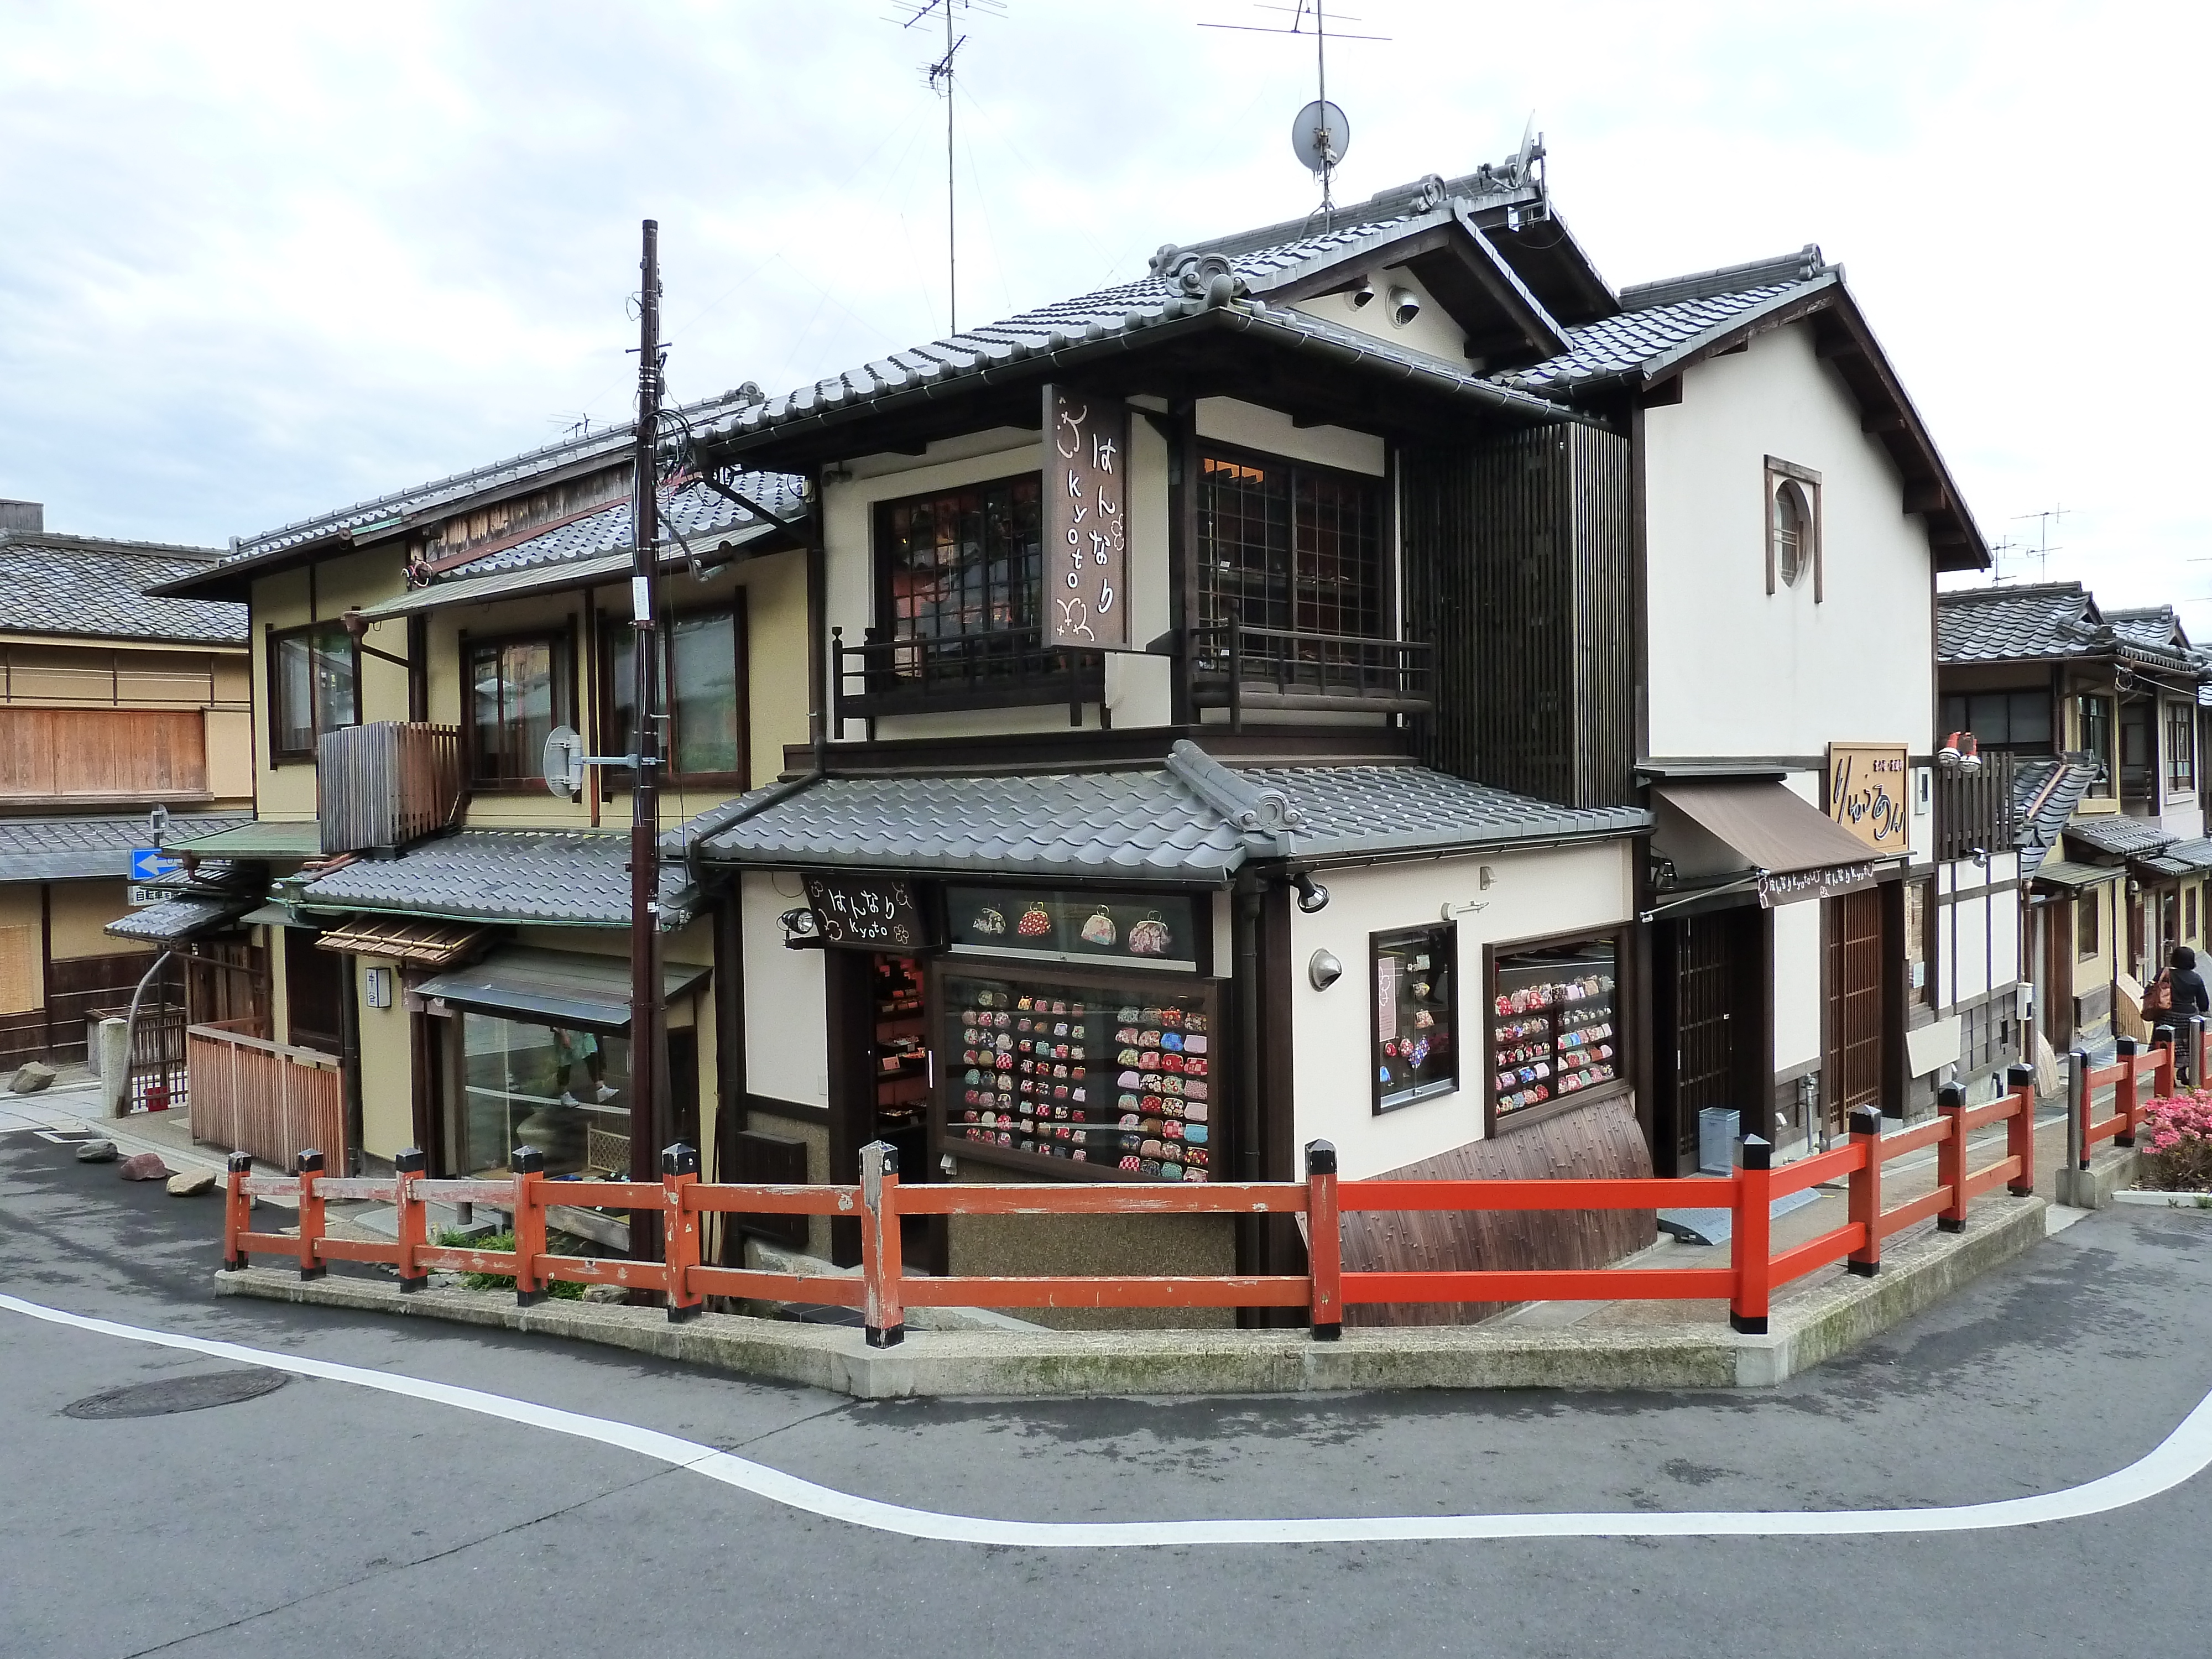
267,622,358,763
2077,693,2116,796
606,597,749,788
2187,883,2199,946
465,629,572,789
877,473,1044,647
2167,701,2196,794
1764,458,1822,600
2077,889,2101,959
1938,689,2054,753
1197,449,1386,654
1373,924,1457,1113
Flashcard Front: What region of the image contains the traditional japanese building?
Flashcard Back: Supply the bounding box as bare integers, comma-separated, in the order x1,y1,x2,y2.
0,503,251,1074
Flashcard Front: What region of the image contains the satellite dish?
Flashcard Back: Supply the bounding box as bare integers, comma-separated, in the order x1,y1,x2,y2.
1291,100,1350,176
542,726,585,800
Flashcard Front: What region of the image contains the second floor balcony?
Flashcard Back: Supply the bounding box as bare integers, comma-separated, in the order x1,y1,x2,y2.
316,720,465,854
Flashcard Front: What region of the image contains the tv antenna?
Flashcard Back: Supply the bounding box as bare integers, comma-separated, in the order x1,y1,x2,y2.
2010,505,2068,581
1200,3,1387,226
890,0,1005,336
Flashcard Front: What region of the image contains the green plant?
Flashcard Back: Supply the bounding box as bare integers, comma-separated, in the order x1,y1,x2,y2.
432,1228,585,1297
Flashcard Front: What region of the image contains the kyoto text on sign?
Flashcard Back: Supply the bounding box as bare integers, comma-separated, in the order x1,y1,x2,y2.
1045,384,1131,651
802,874,922,949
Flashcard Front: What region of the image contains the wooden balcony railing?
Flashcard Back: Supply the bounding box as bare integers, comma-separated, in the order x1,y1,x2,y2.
1191,616,1433,728
1933,747,2017,865
317,721,464,855
187,1021,345,1173
832,627,1102,726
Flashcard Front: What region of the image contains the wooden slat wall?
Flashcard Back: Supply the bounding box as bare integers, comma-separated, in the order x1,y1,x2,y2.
1338,1094,1656,1327
317,722,463,854
1400,425,1634,808
0,950,168,1069
187,1029,344,1170
0,708,207,799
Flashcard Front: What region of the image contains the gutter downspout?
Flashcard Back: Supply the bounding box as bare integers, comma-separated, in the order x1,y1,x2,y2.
1232,868,1265,1304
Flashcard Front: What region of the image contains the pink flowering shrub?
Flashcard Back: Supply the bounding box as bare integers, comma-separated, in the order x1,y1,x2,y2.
2141,1089,2212,1191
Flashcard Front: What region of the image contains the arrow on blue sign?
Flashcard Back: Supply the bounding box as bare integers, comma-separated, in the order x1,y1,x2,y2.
129,848,181,883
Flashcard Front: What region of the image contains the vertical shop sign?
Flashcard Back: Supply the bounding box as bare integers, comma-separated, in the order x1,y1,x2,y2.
1045,384,1131,650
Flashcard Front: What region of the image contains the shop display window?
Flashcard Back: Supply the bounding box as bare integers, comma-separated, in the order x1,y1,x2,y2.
1488,934,1621,1124
945,886,1200,972
456,1012,631,1177
935,964,1222,1182
1373,925,1458,1112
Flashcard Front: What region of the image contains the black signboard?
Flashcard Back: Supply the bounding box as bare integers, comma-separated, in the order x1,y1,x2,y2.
801,874,932,951
1044,383,1131,651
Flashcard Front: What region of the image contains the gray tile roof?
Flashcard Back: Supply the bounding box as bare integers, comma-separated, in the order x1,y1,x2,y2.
2064,815,2175,858
2033,857,2125,890
1495,276,1825,393
0,814,252,882
1937,583,2103,664
673,745,1647,883
226,386,772,561
295,829,699,928
2011,755,2099,877
441,474,804,582
105,893,255,944
0,533,246,645
2164,836,2212,873
2106,604,2193,657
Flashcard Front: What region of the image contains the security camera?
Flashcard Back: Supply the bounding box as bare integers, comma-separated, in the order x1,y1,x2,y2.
1387,286,1421,327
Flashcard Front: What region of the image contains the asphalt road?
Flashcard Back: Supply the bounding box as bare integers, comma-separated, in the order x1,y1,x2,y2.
4,1122,2210,1659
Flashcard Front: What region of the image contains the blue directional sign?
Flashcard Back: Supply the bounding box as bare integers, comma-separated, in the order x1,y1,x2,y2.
129,847,181,883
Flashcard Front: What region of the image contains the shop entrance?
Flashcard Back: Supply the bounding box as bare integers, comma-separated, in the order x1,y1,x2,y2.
1655,905,1764,1175
826,949,944,1272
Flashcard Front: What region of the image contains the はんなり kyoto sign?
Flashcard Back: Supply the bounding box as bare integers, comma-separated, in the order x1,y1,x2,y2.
1827,743,1911,857
1044,384,1131,651
801,874,930,950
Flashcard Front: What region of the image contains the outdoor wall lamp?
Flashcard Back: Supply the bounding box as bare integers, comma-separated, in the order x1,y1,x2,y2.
1308,949,1343,992
1937,731,1983,774
778,906,823,950
1291,871,1330,912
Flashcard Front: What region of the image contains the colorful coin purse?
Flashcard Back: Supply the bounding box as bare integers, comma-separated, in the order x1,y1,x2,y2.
1080,907,1118,947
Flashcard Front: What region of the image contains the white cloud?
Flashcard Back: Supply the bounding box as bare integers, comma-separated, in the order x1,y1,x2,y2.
2,0,2206,631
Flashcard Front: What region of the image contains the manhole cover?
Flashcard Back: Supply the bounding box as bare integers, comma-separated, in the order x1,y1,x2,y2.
63,1369,289,1420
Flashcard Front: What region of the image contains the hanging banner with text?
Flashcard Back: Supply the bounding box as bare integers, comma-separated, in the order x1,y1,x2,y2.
1044,384,1132,651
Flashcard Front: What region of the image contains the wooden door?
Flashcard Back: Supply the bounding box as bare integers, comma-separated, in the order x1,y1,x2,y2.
1658,907,1759,1172
1824,888,1885,1133
283,929,344,1055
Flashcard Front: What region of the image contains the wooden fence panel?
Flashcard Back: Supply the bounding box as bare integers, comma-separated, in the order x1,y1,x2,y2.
187,1026,345,1171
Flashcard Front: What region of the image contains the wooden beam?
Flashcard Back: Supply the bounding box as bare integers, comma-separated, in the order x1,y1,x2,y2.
1860,411,1907,434
1905,481,1951,515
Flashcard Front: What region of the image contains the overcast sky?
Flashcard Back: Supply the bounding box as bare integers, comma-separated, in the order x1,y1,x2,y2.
3,2,2207,623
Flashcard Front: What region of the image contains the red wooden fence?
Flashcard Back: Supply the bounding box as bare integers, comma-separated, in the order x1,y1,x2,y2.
223,1060,2073,1349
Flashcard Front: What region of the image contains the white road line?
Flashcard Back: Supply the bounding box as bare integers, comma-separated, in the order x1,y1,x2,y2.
7,1288,2210,1547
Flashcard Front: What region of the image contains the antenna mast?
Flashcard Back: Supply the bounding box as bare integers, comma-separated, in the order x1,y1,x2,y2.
1199,3,1385,227
899,0,1004,336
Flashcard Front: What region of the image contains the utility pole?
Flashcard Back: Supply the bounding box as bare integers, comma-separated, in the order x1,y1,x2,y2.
628,217,667,1264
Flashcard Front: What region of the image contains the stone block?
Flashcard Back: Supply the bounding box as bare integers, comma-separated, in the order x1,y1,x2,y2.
11,1060,54,1094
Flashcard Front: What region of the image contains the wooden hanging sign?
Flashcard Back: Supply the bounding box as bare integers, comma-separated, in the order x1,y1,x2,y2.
1044,384,1132,651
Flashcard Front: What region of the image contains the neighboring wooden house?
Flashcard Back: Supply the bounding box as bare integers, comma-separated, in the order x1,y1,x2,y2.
1936,583,2210,1058
146,400,807,1198
0,502,251,1069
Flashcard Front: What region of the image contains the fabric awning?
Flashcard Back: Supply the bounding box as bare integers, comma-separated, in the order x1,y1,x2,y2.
412,946,709,1032
104,894,257,944
1651,780,1890,907
315,916,492,968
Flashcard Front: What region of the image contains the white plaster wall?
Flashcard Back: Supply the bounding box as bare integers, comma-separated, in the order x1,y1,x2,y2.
742,869,828,1108
1287,841,1635,1181
1772,899,1822,1072
1644,322,1934,761
1194,397,1385,477
1288,264,1468,369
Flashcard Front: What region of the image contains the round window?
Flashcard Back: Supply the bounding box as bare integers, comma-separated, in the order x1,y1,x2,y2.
1773,479,1808,587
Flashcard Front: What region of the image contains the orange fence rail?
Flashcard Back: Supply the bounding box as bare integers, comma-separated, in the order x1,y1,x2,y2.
2069,1035,2178,1174
222,1062,2056,1349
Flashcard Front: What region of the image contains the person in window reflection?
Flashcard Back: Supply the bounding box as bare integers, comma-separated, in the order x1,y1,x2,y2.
2165,946,2210,1019
554,1028,617,1107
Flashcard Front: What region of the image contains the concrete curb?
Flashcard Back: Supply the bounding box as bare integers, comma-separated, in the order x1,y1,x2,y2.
213,1193,2051,1399
2057,1144,2142,1211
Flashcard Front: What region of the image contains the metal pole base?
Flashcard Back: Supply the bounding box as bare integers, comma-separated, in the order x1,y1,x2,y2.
1729,1313,1768,1335
516,1289,547,1309
1845,1261,1878,1279
666,1303,702,1324
1310,1322,1342,1342
865,1323,905,1349
298,1266,326,1282
397,1275,429,1295
1937,1217,1965,1234
222,1255,246,1273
